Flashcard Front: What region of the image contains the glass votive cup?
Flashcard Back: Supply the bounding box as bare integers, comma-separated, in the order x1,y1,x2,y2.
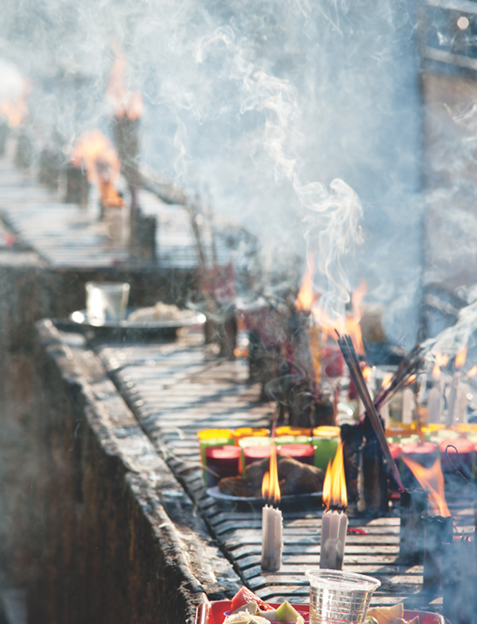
233,427,270,445
312,437,339,471
198,429,234,472
205,446,241,488
85,281,130,324
274,435,312,445
243,445,273,471
276,426,312,437
278,443,315,465
306,569,381,624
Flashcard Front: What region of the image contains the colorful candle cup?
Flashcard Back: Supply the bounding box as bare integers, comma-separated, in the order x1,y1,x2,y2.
233,427,270,444
198,428,234,475
278,443,315,465
312,427,340,471
205,445,241,488
243,445,273,469
276,426,312,437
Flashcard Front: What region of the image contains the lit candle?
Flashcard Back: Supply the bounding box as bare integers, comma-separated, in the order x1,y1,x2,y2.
447,347,467,426
428,354,446,425
402,387,415,424
320,442,348,570
261,445,282,571
454,382,470,425
427,385,442,424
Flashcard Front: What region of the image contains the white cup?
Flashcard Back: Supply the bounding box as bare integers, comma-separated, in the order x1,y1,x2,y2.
85,282,130,325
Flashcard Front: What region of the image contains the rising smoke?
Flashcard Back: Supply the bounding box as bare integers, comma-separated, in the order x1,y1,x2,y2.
0,0,424,345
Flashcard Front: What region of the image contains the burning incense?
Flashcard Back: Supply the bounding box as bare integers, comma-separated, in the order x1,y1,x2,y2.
320,443,348,570
337,333,404,492
374,344,423,410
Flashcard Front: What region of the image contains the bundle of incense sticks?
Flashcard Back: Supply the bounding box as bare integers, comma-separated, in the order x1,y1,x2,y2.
374,344,423,410
337,333,405,492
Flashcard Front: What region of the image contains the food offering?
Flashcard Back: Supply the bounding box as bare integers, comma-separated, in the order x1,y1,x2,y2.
195,587,444,624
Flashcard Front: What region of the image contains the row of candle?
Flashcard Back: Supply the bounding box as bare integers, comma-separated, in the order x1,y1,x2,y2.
198,425,341,487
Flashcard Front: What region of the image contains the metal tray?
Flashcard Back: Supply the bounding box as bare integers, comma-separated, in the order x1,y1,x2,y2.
69,308,205,340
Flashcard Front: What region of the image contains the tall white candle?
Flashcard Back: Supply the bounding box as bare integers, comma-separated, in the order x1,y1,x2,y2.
453,382,469,425
446,372,460,426
261,505,282,571
402,387,415,424
320,509,348,570
427,384,442,424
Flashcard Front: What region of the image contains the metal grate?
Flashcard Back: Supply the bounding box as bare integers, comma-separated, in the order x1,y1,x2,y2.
95,335,475,609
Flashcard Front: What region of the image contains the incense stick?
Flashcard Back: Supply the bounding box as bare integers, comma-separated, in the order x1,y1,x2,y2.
374,345,423,410
337,333,405,492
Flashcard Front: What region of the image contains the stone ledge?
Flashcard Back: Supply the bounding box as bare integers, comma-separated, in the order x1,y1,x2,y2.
27,320,240,624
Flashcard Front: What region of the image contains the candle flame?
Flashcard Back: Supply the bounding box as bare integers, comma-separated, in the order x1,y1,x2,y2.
401,455,451,517
455,346,468,369
107,44,143,120
322,442,347,509
362,365,372,382
262,444,281,504
295,254,316,311
382,372,393,390
70,130,124,207
466,365,477,379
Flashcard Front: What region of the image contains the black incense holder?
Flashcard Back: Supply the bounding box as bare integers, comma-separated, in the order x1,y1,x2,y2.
0,121,9,156
399,488,427,564
423,514,453,591
65,164,89,205
443,536,477,624
15,130,32,170
341,423,362,505
38,146,62,190
361,416,388,516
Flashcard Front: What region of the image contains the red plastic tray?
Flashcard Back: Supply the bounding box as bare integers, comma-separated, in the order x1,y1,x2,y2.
194,600,446,624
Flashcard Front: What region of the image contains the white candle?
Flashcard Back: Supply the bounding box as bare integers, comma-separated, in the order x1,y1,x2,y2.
453,382,470,425
402,387,415,424
261,504,282,571
446,372,460,426
427,385,443,424
320,509,348,570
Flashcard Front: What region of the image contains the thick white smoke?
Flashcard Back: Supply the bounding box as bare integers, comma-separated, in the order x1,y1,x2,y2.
0,0,423,345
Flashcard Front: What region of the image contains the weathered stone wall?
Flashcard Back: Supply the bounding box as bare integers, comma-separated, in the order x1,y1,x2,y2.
26,320,238,624
0,245,197,586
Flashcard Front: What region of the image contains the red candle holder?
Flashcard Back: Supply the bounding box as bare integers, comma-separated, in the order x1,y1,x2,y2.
278,443,315,465
243,445,272,468
205,446,241,487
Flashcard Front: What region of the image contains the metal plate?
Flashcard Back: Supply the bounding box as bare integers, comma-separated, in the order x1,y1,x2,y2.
206,486,323,506
70,308,206,329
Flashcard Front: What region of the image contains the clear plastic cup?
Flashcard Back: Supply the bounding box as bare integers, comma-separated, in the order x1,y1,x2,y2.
306,569,381,624
85,282,130,324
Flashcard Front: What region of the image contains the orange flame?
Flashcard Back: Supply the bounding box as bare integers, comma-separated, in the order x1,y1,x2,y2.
0,80,30,129
363,365,372,383
432,352,448,379
107,45,143,121
401,455,450,517
71,130,124,207
323,442,347,509
382,372,393,390
295,255,317,311
466,365,477,379
311,281,367,355
262,444,281,504
455,346,468,369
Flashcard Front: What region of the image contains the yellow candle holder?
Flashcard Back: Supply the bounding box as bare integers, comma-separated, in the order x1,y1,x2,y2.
275,426,312,437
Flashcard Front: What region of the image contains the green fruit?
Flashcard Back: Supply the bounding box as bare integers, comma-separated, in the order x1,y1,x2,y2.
275,601,300,623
